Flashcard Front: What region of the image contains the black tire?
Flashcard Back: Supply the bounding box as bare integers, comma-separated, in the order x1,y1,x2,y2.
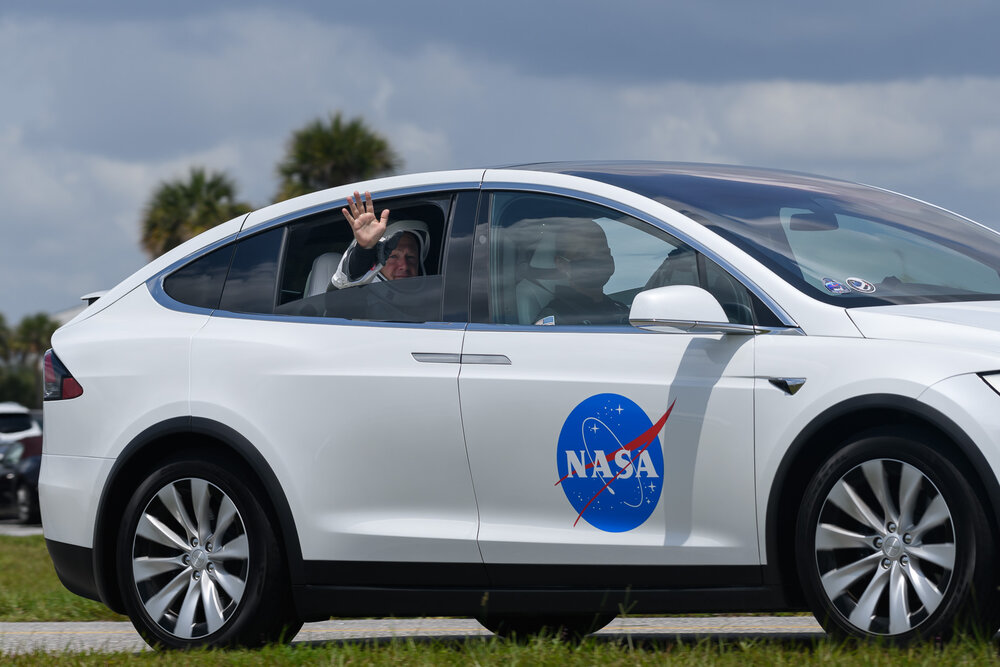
796,428,998,642
15,485,40,525
116,455,301,649
476,613,615,641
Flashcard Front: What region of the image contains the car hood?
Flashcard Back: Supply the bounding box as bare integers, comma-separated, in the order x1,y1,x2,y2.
848,301,1000,353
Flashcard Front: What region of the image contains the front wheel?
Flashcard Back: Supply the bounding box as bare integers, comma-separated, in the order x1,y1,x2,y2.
116,456,301,649
796,430,997,642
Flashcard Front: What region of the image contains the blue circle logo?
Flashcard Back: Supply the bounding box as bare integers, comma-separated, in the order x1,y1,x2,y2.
555,393,671,532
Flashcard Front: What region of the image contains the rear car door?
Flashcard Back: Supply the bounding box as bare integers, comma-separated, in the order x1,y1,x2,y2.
184,187,486,584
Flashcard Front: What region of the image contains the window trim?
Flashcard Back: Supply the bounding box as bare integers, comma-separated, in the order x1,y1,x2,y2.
148,182,481,327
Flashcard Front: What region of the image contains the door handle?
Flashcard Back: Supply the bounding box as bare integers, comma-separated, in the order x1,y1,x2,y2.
460,354,511,365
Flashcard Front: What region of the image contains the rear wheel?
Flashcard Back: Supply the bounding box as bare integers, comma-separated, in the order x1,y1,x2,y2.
477,613,615,641
796,430,997,642
116,456,301,649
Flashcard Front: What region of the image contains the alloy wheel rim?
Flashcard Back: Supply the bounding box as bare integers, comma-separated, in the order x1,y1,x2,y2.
131,477,249,639
814,458,956,635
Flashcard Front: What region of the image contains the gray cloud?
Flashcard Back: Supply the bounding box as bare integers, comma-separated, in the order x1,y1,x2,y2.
2,7,1000,323
7,1,1000,83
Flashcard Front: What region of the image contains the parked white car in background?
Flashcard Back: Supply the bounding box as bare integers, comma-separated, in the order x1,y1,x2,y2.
41,162,1000,648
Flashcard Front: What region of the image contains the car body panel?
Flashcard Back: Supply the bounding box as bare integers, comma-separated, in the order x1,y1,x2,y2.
459,326,758,567
188,314,481,563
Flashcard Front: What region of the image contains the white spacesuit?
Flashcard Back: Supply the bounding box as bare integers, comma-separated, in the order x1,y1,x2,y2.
331,219,431,289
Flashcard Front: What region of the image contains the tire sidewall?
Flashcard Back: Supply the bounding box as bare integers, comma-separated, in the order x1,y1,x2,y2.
795,430,988,642
116,457,275,649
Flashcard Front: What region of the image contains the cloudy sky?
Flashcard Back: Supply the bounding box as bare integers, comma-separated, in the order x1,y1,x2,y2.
3,1,1000,322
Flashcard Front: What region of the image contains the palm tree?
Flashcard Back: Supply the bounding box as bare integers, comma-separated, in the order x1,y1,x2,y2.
274,112,402,202
12,313,59,367
141,167,252,259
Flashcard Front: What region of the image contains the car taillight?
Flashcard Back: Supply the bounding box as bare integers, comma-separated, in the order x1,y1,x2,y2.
43,349,83,400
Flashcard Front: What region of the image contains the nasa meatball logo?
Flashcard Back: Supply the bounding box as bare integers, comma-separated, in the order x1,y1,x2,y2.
555,394,674,532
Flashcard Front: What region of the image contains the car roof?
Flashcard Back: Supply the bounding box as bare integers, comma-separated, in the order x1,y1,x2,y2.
0,402,29,415
504,160,856,191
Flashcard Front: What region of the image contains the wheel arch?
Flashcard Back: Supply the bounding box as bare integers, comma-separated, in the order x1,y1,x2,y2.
91,417,303,614
764,394,1000,604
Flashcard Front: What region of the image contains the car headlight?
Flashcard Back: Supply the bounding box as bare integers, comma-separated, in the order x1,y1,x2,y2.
979,371,1000,396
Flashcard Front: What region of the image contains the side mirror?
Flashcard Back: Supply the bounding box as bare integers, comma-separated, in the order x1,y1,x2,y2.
629,285,758,335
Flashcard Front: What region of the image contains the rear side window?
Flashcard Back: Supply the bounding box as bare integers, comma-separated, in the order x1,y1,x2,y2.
273,194,453,322
162,245,236,310
218,228,284,313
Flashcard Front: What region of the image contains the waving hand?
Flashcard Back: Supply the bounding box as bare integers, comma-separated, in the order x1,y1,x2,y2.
341,191,390,249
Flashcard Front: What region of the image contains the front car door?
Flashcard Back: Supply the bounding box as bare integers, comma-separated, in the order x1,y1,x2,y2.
459,181,762,587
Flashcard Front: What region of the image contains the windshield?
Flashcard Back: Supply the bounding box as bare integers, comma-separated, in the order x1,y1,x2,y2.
583,167,1000,306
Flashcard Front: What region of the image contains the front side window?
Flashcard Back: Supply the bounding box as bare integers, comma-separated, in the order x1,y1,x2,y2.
486,192,757,326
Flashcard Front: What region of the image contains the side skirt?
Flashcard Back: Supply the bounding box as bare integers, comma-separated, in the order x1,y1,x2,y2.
293,584,796,622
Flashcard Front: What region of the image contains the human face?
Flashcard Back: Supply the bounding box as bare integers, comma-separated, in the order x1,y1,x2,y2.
380,233,420,280
556,231,614,298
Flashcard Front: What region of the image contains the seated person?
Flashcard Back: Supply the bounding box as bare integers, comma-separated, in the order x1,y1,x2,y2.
331,190,431,288
534,219,628,326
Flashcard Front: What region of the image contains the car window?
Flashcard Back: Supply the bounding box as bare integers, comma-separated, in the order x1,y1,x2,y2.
218,227,284,313
162,243,236,310
0,413,32,434
621,173,1000,306
780,209,1000,297
486,192,757,326
272,194,453,323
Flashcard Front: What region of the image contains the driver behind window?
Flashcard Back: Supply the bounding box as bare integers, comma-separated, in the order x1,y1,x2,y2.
534,219,629,326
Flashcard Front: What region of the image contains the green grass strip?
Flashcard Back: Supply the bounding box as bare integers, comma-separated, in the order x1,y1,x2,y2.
0,535,124,622
2,635,1000,665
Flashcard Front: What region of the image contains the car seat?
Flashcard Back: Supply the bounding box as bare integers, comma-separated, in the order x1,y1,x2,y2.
303,252,343,297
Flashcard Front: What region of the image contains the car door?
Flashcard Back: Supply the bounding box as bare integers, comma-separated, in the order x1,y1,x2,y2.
188,188,487,583
458,187,761,587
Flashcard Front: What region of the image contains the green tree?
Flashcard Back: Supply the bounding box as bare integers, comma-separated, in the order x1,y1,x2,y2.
141,167,251,259
12,313,59,368
0,312,60,408
274,112,401,202
0,313,10,364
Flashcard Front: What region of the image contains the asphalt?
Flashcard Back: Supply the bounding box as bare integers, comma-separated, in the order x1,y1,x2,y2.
0,519,42,537
0,616,827,653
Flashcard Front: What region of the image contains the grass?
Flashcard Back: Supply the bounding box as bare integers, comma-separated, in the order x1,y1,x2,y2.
0,534,124,621
0,534,998,663
1,635,1000,666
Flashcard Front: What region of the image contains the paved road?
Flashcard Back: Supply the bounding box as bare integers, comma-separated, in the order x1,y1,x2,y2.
0,616,825,653
0,519,42,537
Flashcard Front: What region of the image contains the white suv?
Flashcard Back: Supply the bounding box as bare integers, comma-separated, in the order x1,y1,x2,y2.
41,162,1000,648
